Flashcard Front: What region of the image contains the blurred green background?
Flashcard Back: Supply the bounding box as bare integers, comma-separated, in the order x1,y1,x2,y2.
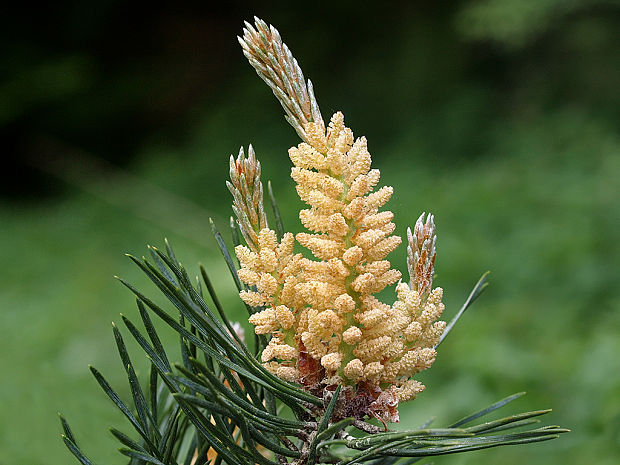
1,1,619,464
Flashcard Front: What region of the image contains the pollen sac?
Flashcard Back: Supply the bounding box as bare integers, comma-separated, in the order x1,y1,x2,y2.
342,326,362,345
343,359,364,380
321,352,343,372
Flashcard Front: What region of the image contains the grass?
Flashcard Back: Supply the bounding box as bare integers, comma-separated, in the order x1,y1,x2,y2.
1,101,619,465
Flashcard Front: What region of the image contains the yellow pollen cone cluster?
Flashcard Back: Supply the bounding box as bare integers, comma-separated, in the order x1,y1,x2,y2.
231,112,446,405
236,229,303,380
